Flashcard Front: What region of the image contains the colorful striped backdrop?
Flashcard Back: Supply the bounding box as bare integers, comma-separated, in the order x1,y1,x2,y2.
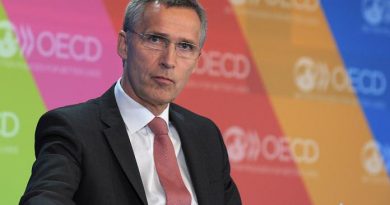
1,0,389,204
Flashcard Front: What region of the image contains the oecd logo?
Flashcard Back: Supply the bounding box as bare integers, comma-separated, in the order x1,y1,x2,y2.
0,20,19,58
196,50,251,80
223,126,320,164
223,126,256,162
293,56,387,97
0,112,20,139
229,0,320,11
229,0,246,6
0,20,103,62
293,57,318,93
362,0,390,26
361,140,390,175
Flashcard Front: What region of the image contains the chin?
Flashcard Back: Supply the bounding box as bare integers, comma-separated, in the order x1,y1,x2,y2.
156,97,174,105
151,91,177,103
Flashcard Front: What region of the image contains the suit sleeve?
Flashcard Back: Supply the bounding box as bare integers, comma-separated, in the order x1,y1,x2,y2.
214,123,242,205
19,110,83,205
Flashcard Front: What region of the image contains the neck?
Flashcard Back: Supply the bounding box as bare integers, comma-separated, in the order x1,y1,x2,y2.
120,78,168,116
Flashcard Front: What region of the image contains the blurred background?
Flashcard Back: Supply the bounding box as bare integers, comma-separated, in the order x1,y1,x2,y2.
1,0,389,204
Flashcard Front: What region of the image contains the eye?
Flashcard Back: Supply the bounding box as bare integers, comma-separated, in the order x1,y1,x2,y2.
177,42,195,51
144,34,165,44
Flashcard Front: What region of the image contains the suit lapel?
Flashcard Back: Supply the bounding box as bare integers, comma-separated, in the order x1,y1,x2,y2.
170,106,210,204
99,86,148,205
97,86,211,205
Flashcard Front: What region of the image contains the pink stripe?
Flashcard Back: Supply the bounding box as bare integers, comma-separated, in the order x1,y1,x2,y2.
2,0,121,109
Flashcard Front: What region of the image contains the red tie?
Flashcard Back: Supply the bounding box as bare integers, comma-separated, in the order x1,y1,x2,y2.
148,117,191,205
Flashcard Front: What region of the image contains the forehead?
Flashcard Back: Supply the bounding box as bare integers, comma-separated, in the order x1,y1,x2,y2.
138,3,201,43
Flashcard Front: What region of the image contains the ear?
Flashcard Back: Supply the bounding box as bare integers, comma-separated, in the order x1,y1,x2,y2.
117,30,128,60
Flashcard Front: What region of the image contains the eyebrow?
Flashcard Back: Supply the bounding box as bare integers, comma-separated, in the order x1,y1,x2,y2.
146,31,198,46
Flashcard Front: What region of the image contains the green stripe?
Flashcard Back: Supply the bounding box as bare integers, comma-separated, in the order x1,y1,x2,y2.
0,4,46,205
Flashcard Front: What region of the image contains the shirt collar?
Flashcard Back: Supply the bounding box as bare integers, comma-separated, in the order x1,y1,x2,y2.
114,79,170,135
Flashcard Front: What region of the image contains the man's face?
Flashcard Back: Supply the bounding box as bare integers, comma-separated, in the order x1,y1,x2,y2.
117,3,201,113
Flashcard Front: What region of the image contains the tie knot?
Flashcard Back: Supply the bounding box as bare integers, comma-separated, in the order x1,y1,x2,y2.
148,117,168,135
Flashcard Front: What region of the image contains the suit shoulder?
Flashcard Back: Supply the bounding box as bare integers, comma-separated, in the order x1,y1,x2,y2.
42,98,100,122
170,103,217,126
35,97,104,143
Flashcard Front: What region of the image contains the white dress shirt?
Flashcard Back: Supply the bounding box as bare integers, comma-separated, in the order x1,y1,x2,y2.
114,79,198,205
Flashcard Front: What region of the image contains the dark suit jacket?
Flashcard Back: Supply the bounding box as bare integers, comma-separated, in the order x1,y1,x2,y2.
20,85,241,205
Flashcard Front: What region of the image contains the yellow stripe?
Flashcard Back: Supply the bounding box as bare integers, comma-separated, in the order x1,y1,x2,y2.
231,1,390,204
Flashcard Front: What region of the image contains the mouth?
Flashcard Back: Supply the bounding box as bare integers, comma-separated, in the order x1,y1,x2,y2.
152,76,175,85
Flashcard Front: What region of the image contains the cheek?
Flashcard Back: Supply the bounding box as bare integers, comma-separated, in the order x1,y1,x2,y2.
127,50,157,78
128,42,159,65
184,68,194,81
184,63,197,79
177,65,196,86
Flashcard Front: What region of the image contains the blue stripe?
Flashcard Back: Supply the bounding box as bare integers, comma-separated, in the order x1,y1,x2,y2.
321,0,390,176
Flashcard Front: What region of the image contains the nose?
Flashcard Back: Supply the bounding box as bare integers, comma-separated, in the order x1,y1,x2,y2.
159,43,176,69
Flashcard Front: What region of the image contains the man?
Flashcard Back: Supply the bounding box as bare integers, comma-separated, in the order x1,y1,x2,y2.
20,0,241,204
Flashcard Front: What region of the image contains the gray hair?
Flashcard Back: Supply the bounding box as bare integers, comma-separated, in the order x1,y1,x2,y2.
122,0,207,48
